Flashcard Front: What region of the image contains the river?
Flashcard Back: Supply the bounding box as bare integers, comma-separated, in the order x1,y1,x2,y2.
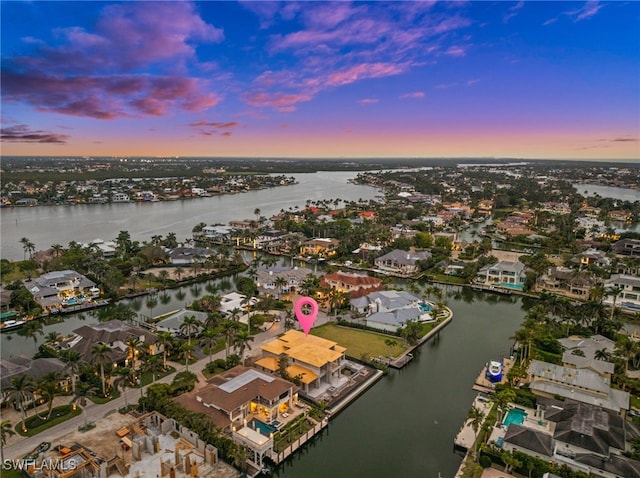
0,171,381,261
573,183,640,202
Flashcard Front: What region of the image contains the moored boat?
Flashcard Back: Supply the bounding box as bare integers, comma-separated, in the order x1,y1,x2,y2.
485,360,503,382
0,319,27,332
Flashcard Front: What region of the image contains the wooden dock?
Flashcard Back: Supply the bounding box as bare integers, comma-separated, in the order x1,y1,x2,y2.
472,357,516,393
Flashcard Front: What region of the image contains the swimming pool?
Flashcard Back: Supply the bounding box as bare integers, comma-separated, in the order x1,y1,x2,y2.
418,301,433,313
503,407,527,428
250,419,276,436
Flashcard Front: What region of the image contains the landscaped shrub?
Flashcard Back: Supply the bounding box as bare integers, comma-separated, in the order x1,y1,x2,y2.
170,371,197,395
479,455,492,468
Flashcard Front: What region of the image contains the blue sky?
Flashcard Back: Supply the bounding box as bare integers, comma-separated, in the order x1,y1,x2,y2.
1,1,638,159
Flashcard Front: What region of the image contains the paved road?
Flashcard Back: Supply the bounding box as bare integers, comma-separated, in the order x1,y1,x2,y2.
3,310,333,460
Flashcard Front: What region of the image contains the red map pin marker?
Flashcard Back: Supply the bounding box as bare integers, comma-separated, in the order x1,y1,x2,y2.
294,297,319,336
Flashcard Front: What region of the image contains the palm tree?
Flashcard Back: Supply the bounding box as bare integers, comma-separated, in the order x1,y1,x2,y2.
221,319,240,359
72,383,99,430
146,296,158,319
113,367,134,408
1,420,15,462
20,237,36,260
595,348,612,361
466,406,484,462
180,315,201,345
233,329,255,364
60,350,83,395
51,243,64,257
201,328,220,363
38,372,61,420
125,336,142,371
158,269,170,287
141,354,164,383
607,286,623,321
179,342,196,372
4,375,36,432
156,331,174,369
91,343,112,397
274,276,288,299
232,443,251,476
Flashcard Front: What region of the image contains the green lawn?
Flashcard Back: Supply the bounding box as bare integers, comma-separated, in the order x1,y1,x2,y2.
311,323,406,359
16,404,82,437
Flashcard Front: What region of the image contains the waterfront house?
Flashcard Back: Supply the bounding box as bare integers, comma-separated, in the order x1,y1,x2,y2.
0,356,69,399
69,319,161,367
503,424,554,461
476,260,527,290
256,266,313,297
111,192,130,202
612,238,640,257
256,330,346,396
154,310,208,337
578,248,610,268
300,238,340,258
559,335,615,380
603,274,640,312
319,271,383,298
527,360,629,414
374,249,431,277
219,292,258,315
350,290,434,332
198,225,234,242
536,267,600,299
26,269,99,311
168,246,214,265
174,366,297,471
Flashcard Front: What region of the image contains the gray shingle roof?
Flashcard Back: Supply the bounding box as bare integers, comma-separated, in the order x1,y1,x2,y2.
503,424,553,457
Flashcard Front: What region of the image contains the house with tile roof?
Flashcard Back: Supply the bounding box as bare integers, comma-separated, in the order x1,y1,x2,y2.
174,366,297,471
319,271,383,298
256,330,346,395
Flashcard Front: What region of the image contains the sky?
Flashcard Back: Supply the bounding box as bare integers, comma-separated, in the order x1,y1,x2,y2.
1,1,638,160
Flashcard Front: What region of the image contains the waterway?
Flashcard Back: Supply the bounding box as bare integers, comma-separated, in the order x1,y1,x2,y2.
274,288,526,478
1,278,527,478
0,171,380,261
573,183,640,202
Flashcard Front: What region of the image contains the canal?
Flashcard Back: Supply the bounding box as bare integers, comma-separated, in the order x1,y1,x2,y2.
273,288,526,478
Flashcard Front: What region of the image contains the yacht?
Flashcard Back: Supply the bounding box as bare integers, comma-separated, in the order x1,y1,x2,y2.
486,360,503,382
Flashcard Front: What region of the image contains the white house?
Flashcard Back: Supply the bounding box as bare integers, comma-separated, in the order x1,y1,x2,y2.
603,274,640,313
350,290,434,333
476,260,527,290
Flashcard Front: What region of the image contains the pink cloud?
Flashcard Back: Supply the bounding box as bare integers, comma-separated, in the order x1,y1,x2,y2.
569,1,602,21
444,45,466,57
1,124,69,144
327,62,406,87
358,98,378,105
2,2,223,120
400,92,425,99
243,91,313,112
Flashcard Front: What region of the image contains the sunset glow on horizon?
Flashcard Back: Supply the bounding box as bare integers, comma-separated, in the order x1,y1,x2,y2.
1,1,638,160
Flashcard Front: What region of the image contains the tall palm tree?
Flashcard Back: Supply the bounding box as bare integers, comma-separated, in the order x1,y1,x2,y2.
4,375,36,432
125,336,142,371
72,383,99,430
91,343,112,397
180,315,201,345
607,286,623,321
20,237,36,260
201,328,220,363
274,276,288,299
155,331,174,369
179,342,196,372
60,350,83,395
51,243,64,257
141,354,164,383
38,372,61,420
113,367,134,408
1,420,15,462
221,319,240,359
233,329,255,364
466,406,484,462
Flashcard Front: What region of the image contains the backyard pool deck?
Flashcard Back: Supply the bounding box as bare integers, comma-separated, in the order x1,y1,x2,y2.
453,395,493,451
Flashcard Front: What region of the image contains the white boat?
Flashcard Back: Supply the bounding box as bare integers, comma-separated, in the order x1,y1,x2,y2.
0,319,27,332
486,360,503,382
